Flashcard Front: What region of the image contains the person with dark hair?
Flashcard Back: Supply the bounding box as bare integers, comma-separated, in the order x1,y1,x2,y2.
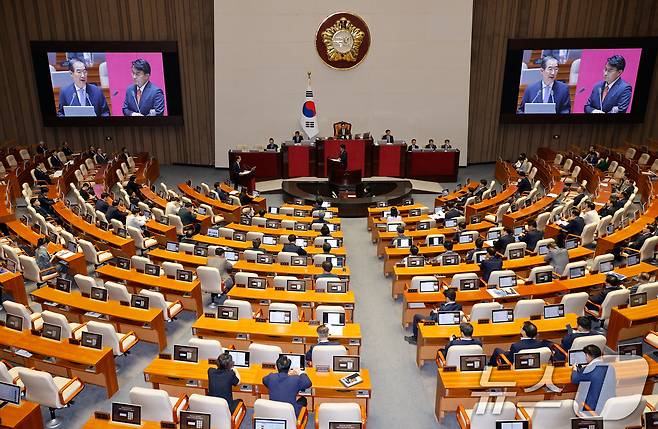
554,316,594,361
545,233,569,275
207,247,234,300
489,321,551,366
212,182,230,203
434,241,460,265
571,345,608,412
401,245,423,266
584,54,633,114
441,323,481,356
563,208,585,236
312,211,328,225
106,200,127,224
392,225,410,248
584,147,599,165
263,355,312,416
516,170,532,193
494,227,515,254
520,220,543,251
57,58,110,117
319,225,331,237
321,242,332,255
465,237,485,263
125,175,143,201
386,207,402,223
598,196,618,218
208,352,242,413
444,202,462,220
629,224,656,250
48,151,63,169
266,137,278,151
472,179,489,199
586,274,623,311
336,123,351,139
95,192,111,213
405,288,462,345
122,58,165,116
248,238,264,254
94,147,108,164
316,261,335,279
33,164,52,184
479,247,503,282
518,56,571,114
37,187,58,218
238,187,253,206
441,139,452,149
305,324,340,362
425,139,438,150
61,141,74,157
312,197,324,211
382,129,394,143
336,144,348,168
581,201,600,225
282,234,307,256
292,130,304,143
126,207,146,230
407,139,420,152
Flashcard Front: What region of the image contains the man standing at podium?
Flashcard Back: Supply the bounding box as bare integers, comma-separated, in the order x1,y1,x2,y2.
331,144,348,168
230,155,255,185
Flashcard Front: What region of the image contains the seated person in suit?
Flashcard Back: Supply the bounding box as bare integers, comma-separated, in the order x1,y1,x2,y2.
513,153,528,170
554,316,594,361
48,152,63,169
520,220,543,251
441,322,482,357
479,247,503,282
79,182,94,202
282,234,308,256
312,197,325,211
178,202,197,225
516,170,532,193
262,355,312,417
392,226,411,248
598,198,617,219
425,139,438,150
57,59,110,117
440,139,452,149
315,260,335,279
318,225,331,238
382,129,394,143
517,56,571,114
401,245,424,266
292,130,304,143
444,202,462,220
212,182,230,203
248,238,265,254
571,345,610,412
586,274,623,311
122,58,165,116
94,148,108,164
320,242,333,255
494,227,515,254
407,138,420,152
386,207,402,223
33,198,56,222
95,192,111,213
106,200,127,224
584,146,599,165
563,208,585,236
36,141,48,155
584,55,633,114
465,238,485,263
208,352,242,413
489,321,552,366
239,187,253,205
544,233,569,275
61,141,74,157
305,324,341,363
206,248,234,296
34,165,52,184
405,288,462,344
432,240,460,264
312,211,328,225
336,123,351,139
629,224,656,250
266,137,278,150
471,179,489,199
125,175,144,201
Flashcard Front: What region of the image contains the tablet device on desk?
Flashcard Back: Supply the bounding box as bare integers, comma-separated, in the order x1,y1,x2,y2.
111,403,141,425
268,207,279,214
42,323,62,341
323,312,346,326
514,352,541,369
90,286,108,302
227,350,250,368
606,224,614,235
325,238,340,248
568,350,587,366
286,279,306,292
67,241,78,253
618,342,643,357
437,311,461,325
117,228,127,238
294,209,307,217
598,260,613,273
256,253,273,264
131,295,149,309
262,235,277,245
459,279,478,291
295,223,309,231
233,232,246,242
498,275,517,288
225,250,239,262
98,220,109,231
514,226,525,236
81,331,103,349
254,418,287,429
645,411,658,429
543,304,564,319
458,233,473,244
266,220,280,229
474,252,486,263
115,257,131,270
419,280,439,293
338,372,363,388
382,211,391,219
396,238,411,248
333,355,360,372
442,255,459,265
279,353,305,370
387,223,402,232
460,355,486,371
470,215,480,224
197,206,207,215
179,411,210,429
207,228,219,238
327,281,348,293
241,216,252,226
417,222,430,230
406,256,425,267
194,246,208,257
570,418,602,429
565,237,579,250
291,256,307,266
629,292,647,307
535,271,552,284
217,305,239,320
508,248,524,260
269,310,291,324
56,277,72,292
434,207,445,215
491,309,514,323
537,244,549,255
177,269,193,282
5,314,23,331
144,263,161,276
173,345,199,363
568,266,585,279
248,277,267,289
295,238,308,247
487,230,501,240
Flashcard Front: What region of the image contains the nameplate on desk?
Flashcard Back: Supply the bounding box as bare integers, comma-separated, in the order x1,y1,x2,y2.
315,365,330,373
292,337,303,344
255,318,267,323
275,286,285,291
477,319,489,324
349,339,361,346
161,423,176,429
262,363,275,369
530,315,541,320
422,321,436,326
204,313,216,318
240,384,251,392
443,366,457,372
498,364,511,371
159,353,172,360
94,411,111,420
356,390,369,397
236,333,249,340
407,288,418,293
301,303,312,309
308,320,321,326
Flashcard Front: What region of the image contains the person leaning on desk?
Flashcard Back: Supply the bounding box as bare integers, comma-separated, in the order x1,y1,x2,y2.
263,355,312,417
208,351,243,413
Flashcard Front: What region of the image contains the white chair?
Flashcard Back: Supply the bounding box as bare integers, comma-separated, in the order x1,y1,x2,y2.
526,266,554,283
18,255,58,285
188,393,246,429
130,255,152,272
276,251,299,265
162,261,184,278
570,334,607,353
437,344,484,368
222,299,254,320
138,289,183,321
179,242,195,254
311,344,347,368
243,250,262,262
456,401,518,429
3,301,43,331
200,204,224,224
248,343,282,365
235,272,259,286
269,302,300,322
469,302,503,321
5,154,17,169
73,274,101,295
128,386,189,424
127,226,158,254
589,253,614,273
106,281,132,303
513,346,552,366
640,236,658,261
586,288,630,327
167,214,192,236
315,305,346,323
41,310,86,340
450,273,479,288
0,361,24,389
513,299,545,319
599,394,645,429
518,399,577,429
85,321,138,356
273,275,299,288
503,242,526,259
560,292,589,316
535,212,551,232
218,227,235,238
485,202,510,224
198,266,222,307
254,398,307,429
315,277,342,291
486,270,516,287
410,275,439,290
18,368,84,428
188,338,223,361
78,239,113,266
316,403,364,429
553,153,563,166
636,282,658,301
580,222,598,247
562,260,588,278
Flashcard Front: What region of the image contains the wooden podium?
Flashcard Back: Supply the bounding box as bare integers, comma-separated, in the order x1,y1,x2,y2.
231,168,256,193
328,159,362,191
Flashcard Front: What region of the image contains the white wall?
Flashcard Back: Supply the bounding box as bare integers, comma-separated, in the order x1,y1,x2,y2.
214,0,473,167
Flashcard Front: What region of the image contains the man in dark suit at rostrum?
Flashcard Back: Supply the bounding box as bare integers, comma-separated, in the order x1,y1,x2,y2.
405,288,462,344
292,131,304,143
584,54,633,114
382,129,394,143
57,58,110,117
122,58,165,116
518,56,571,114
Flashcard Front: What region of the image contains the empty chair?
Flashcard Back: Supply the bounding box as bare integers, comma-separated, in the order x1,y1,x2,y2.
78,239,113,266
484,202,510,224
570,334,607,353
486,270,516,287
253,398,307,429
246,231,264,242
625,147,637,159
5,154,17,169
18,255,58,285
130,255,152,272
248,343,282,365
580,222,598,247
312,254,335,265
517,399,577,429
269,302,299,322
222,299,254,320
188,393,246,429
41,310,87,340
503,242,526,259
456,401,517,429
197,266,222,307
3,301,43,330
311,344,347,368
74,274,101,295
243,249,262,262
85,321,138,356
167,214,192,236
252,216,267,227
561,158,573,174
636,282,658,301
590,253,614,273
162,261,185,278
106,281,132,302
138,289,183,321
469,302,503,321
273,275,298,288
188,338,223,361
450,273,480,288
526,266,554,283
276,251,298,265
599,394,645,429
587,288,630,327
129,386,189,424
18,368,84,429
0,361,24,389
200,204,224,224
314,305,346,323
234,272,259,286
513,299,545,319
561,260,588,278
315,276,342,291
425,234,445,246
438,344,484,368
127,226,158,254
218,227,235,238
564,165,581,185
316,402,364,429
179,242,195,254
535,212,551,232
640,236,658,261
560,292,589,316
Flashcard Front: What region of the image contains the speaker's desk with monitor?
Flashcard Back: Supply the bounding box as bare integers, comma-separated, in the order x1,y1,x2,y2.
230,260,350,279
0,326,119,398
0,401,43,429
607,298,658,350
434,355,658,421
192,316,361,355
95,265,202,315
143,359,372,412
31,286,168,352
392,247,594,300
227,286,356,322
416,314,578,367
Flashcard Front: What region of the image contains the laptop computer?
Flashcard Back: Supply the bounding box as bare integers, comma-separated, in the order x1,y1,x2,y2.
63,105,96,117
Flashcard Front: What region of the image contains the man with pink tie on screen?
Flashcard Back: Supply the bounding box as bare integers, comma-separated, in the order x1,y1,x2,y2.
584,54,633,114
121,59,165,116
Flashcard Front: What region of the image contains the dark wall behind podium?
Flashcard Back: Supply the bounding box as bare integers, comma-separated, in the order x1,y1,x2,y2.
0,0,214,165
468,0,658,164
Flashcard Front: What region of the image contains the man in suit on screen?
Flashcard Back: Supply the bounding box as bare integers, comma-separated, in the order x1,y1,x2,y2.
122,59,165,116
518,56,571,114
584,55,633,114
57,59,110,117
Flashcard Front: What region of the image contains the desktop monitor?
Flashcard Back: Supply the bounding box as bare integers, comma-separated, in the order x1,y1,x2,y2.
67,241,78,253
295,238,308,247
445,219,458,228
159,216,169,225
568,266,585,279
111,403,141,426
323,312,346,326
409,209,421,217
535,271,553,284
225,250,239,262
248,277,267,289
417,222,430,230
179,411,211,429
437,311,461,325
491,309,514,323
496,422,529,429
618,342,643,357
131,295,150,309
228,350,250,368
331,256,345,268
537,244,549,255
514,352,541,369
570,418,603,429
177,269,193,282
81,331,103,349
568,350,588,366
173,345,199,363
508,248,524,260
460,355,486,371
470,215,480,224
325,238,340,248
291,256,307,266
266,220,280,229
543,304,564,319
645,411,658,429
629,292,647,307
294,209,306,217
498,275,517,288
487,230,502,240
269,310,292,324
5,314,23,331
295,223,309,231
333,356,360,372
166,241,179,253
406,256,425,267
474,252,487,263
286,279,306,292
598,260,614,273
434,207,445,215
606,224,615,235
194,246,208,257
116,257,131,270
327,281,348,293
387,223,402,232
626,252,640,267
90,286,108,302
428,236,444,246
256,253,274,264
97,221,109,231
254,418,287,429
55,277,72,292
329,424,362,429
565,237,579,250
419,280,439,293
490,190,497,197
268,207,279,214
241,216,252,226
382,211,391,218
217,305,239,320
0,381,21,406
458,234,473,244
326,223,338,232
42,322,62,341
196,206,207,216
396,238,411,248
459,279,478,291
262,235,278,245
144,263,161,276
279,353,305,370
513,226,525,236
233,232,246,242
207,228,219,238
